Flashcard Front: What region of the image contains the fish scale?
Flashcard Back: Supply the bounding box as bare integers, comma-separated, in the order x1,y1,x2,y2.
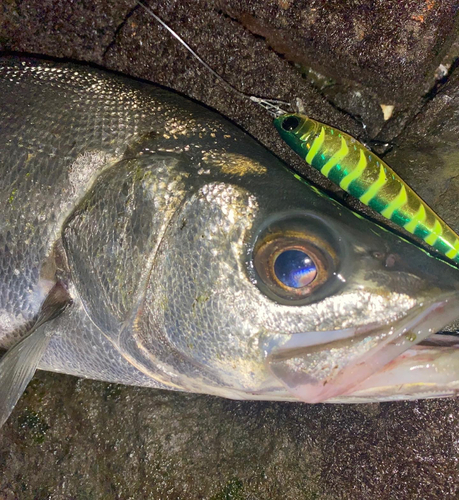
275,114,459,264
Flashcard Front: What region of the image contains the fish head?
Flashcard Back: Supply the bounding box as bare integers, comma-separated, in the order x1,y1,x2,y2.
120,148,459,403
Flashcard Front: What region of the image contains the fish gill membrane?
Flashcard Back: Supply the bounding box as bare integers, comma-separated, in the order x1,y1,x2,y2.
1,56,459,428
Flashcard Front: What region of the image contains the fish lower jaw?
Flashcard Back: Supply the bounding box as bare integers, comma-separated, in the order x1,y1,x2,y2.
336,336,459,403
264,292,459,404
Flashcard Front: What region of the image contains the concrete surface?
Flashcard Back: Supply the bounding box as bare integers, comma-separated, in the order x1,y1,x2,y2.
1,1,459,498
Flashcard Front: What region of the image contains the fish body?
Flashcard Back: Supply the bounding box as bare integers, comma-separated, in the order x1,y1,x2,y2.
1,57,459,422
275,114,459,264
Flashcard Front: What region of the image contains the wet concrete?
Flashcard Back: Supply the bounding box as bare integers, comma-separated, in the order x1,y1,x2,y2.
1,0,459,498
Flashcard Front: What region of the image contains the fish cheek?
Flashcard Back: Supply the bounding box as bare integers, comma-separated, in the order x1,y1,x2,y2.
118,182,266,394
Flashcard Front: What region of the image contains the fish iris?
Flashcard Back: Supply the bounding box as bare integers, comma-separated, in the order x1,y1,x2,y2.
274,250,317,288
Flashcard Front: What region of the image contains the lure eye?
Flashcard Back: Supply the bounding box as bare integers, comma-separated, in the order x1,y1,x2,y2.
281,116,301,132
253,225,337,303
274,249,317,288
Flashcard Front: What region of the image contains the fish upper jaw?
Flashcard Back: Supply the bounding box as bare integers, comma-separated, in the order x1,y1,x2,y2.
263,291,459,403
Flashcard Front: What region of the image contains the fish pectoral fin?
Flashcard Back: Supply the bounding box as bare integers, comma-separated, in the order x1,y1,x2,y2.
0,323,51,429
0,281,71,428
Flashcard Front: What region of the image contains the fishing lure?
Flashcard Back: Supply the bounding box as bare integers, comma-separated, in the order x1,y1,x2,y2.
138,0,459,265
274,114,459,264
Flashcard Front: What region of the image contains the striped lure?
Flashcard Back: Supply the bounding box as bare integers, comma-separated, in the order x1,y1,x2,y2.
274,114,459,264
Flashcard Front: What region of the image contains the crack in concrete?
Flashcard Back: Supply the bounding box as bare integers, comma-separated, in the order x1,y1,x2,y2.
391,56,459,145
424,57,459,101
102,2,140,60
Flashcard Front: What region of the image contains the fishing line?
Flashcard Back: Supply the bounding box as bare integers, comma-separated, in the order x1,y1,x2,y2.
137,0,291,117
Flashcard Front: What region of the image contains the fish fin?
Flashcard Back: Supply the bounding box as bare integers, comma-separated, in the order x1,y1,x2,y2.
0,281,71,428
0,324,51,428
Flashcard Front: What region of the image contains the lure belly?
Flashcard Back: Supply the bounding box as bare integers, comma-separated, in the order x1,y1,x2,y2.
274,114,459,264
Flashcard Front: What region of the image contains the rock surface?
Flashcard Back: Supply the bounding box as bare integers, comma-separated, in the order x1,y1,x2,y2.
1,1,459,498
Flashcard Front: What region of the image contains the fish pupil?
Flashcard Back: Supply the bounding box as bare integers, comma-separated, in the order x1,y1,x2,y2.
281,116,300,131
274,249,317,288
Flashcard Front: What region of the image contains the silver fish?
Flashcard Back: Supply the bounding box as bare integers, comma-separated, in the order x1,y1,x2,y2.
1,57,459,427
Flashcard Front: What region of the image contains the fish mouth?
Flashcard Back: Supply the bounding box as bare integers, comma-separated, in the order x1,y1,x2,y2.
264,292,459,403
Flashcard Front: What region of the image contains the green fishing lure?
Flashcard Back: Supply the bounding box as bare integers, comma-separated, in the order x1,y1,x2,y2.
274,113,459,265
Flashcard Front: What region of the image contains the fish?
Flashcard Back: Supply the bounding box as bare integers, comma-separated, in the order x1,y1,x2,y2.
1,56,459,427
274,113,459,264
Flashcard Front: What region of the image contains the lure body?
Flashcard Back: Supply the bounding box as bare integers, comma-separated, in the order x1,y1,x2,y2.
274,114,459,264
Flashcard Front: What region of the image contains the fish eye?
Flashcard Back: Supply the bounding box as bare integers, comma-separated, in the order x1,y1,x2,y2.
281,116,301,132
252,223,338,304
274,249,317,288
